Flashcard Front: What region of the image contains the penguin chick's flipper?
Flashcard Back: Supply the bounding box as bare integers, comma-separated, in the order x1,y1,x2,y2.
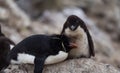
34,56,48,73
45,51,68,65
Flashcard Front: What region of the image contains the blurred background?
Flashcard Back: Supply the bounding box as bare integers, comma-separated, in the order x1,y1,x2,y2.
0,0,120,70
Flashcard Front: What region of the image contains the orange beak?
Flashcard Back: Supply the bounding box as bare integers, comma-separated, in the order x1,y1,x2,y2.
69,43,78,48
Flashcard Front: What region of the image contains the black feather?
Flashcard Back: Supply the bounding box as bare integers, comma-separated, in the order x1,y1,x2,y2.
0,25,15,71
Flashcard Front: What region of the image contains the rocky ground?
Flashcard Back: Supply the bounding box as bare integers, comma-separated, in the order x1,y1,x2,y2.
0,0,120,73
4,59,120,73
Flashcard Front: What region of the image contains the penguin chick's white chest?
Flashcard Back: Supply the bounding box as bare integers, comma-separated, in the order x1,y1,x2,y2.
65,27,89,58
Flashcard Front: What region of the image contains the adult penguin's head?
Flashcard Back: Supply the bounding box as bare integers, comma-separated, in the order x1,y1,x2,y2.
61,15,88,33
61,15,95,57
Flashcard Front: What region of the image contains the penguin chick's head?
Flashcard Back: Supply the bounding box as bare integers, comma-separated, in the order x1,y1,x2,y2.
61,15,95,57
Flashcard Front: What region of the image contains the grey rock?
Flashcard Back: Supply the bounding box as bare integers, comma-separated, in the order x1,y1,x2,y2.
4,59,120,73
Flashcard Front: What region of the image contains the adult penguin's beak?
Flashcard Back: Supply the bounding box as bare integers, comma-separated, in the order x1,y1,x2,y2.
69,43,78,48
70,25,76,31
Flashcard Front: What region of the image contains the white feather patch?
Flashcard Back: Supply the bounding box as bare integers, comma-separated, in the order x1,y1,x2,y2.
11,51,68,65
11,59,21,64
11,53,35,64
18,53,35,64
10,45,14,50
45,51,68,65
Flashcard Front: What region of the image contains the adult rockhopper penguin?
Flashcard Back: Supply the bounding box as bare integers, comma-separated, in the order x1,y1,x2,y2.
61,15,95,58
6,34,76,73
0,25,15,71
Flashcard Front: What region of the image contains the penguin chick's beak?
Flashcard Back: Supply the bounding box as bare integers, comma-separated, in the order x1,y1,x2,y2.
69,43,78,48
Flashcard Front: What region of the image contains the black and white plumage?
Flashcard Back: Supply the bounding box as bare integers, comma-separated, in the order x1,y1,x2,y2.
61,15,95,58
7,34,75,73
0,25,15,71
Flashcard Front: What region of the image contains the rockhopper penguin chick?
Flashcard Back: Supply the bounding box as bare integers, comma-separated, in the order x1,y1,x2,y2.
6,34,76,73
0,25,15,71
61,15,95,58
